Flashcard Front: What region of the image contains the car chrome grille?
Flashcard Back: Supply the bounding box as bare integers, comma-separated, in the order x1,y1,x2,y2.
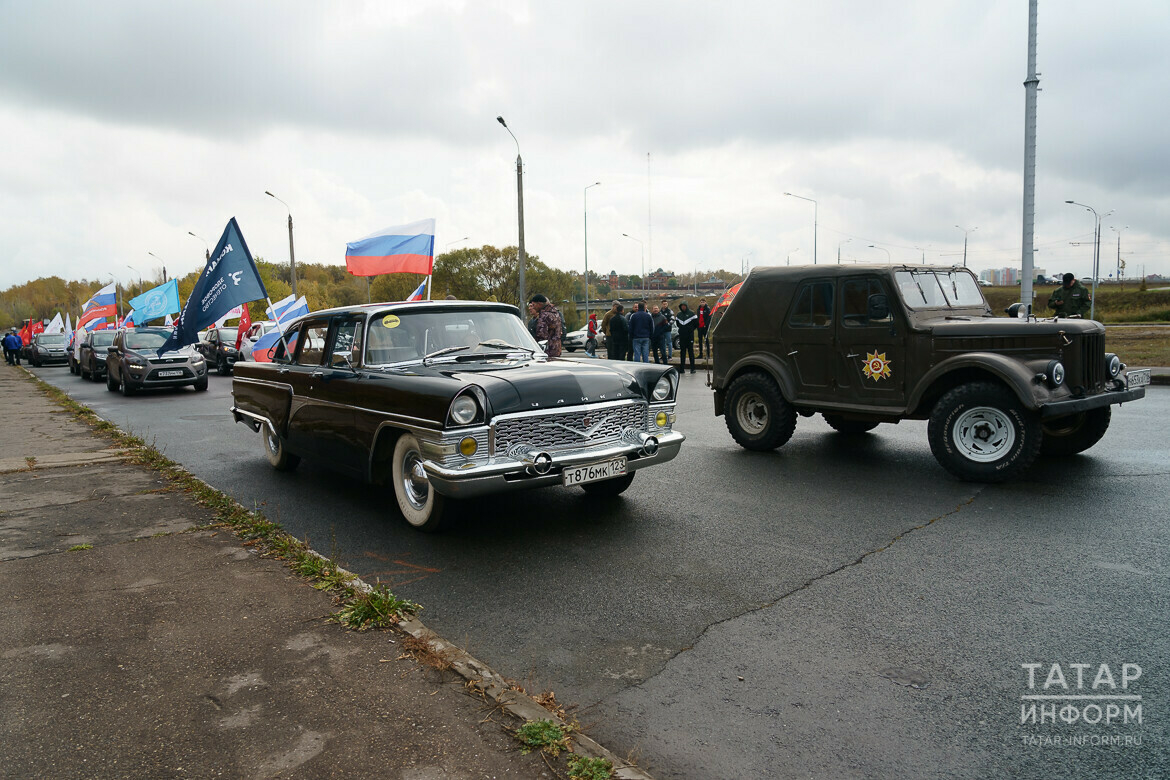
492,402,647,454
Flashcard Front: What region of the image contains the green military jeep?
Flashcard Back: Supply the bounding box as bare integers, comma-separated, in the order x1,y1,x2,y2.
709,265,1150,482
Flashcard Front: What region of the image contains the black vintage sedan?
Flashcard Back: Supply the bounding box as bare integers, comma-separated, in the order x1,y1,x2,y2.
231,301,685,531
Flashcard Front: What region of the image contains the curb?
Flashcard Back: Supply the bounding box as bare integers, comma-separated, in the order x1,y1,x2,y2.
17,365,654,780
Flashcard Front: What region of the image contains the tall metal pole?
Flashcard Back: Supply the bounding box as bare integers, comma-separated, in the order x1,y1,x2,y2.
784,192,818,264
1111,225,1128,283
497,117,526,308
956,225,978,268
584,182,600,318
265,192,298,297
837,238,851,264
1065,200,1104,321
1020,0,1040,312
188,231,210,262
622,233,644,295
148,252,168,283
647,153,652,286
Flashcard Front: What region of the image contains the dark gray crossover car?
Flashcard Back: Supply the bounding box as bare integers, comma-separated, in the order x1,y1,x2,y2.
105,327,208,395
29,333,69,366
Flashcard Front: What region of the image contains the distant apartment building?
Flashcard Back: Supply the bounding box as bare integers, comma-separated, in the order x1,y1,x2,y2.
979,267,1022,285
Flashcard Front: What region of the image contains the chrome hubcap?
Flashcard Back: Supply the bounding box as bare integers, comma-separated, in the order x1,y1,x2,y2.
953,406,1015,462
401,450,430,509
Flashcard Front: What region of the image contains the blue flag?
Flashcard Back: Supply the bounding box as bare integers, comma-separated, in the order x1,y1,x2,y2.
128,279,181,323
157,218,267,355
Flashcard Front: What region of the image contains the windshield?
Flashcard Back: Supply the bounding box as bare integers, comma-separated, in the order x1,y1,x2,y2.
38,334,66,345
125,330,172,351
365,309,539,366
214,328,237,341
91,332,115,347
895,270,986,309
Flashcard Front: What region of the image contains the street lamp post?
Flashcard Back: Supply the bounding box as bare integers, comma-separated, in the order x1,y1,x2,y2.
837,238,852,264
786,248,800,266
126,265,142,292
784,192,817,264
265,191,298,297
1065,201,1112,320
1110,225,1128,284
955,225,978,267
147,252,168,283
868,244,891,264
497,116,526,308
622,233,644,295
445,236,470,250
583,182,601,318
188,231,210,262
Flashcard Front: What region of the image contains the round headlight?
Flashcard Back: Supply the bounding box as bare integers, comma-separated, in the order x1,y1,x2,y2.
450,394,478,425
1105,353,1121,378
652,375,672,401
1047,360,1064,387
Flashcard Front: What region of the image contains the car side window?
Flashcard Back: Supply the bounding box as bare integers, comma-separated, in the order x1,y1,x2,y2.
788,282,834,328
841,278,892,327
294,321,330,366
330,319,362,367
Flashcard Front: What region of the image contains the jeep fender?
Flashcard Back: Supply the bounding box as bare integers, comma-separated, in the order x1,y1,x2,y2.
907,353,1039,415
715,353,797,416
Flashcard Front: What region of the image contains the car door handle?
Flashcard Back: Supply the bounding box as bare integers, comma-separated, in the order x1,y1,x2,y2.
311,371,324,378
278,367,290,374
846,353,859,358
788,350,798,356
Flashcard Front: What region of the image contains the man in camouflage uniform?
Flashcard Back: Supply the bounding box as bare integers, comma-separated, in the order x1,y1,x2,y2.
1048,272,1092,318
530,294,563,357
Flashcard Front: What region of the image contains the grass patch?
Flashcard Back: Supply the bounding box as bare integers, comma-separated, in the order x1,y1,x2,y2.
567,754,613,780
984,285,1170,323
332,584,420,631
67,544,93,551
514,719,572,756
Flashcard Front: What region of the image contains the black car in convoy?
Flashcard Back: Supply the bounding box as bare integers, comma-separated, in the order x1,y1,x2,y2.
76,329,116,381
28,333,69,366
105,327,209,395
231,301,685,531
196,327,242,375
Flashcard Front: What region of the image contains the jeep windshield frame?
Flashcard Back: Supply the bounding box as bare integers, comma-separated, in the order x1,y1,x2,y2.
895,269,987,310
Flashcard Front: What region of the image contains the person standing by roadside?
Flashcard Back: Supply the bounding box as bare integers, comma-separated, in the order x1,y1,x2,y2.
1047,273,1092,318
659,300,674,362
628,302,653,363
606,304,629,361
601,301,620,346
696,298,711,358
650,305,670,364
4,331,17,365
675,302,698,373
530,294,563,357
4,331,22,365
586,313,599,356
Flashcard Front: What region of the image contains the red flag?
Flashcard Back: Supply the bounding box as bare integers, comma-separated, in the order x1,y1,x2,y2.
30,320,45,341
18,320,31,345
236,305,252,349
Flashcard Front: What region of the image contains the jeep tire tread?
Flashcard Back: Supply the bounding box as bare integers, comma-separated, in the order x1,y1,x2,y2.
724,372,797,452
928,382,1041,482
1039,407,1111,457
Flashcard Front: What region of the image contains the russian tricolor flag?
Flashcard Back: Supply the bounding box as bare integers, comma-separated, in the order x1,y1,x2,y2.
77,283,117,331
405,280,427,301
345,218,435,277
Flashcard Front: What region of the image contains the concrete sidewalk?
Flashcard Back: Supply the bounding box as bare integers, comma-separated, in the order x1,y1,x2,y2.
0,364,619,778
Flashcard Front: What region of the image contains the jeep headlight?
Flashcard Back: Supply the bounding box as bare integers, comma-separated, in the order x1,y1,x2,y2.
1105,353,1121,378
1046,360,1065,388
652,375,673,401
449,394,479,425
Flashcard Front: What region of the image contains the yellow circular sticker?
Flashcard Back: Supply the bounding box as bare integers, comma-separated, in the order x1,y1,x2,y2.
381,315,401,329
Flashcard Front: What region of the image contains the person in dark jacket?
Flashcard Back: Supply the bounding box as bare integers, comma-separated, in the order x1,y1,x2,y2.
3,331,20,365
530,294,563,357
1047,273,1092,318
695,299,712,357
650,306,669,364
628,303,653,363
606,304,629,361
675,302,698,373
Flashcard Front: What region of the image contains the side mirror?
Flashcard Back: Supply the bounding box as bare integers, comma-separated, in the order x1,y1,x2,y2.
1005,302,1024,318
332,351,356,371
866,294,890,320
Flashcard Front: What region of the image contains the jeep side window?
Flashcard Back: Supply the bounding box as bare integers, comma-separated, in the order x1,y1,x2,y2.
841,279,892,326
788,282,834,328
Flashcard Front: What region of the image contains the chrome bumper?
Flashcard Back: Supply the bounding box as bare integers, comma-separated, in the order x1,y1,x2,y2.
422,430,686,499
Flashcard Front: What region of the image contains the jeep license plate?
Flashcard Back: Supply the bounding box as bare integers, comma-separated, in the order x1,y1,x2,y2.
562,457,627,486
1127,369,1151,389
158,369,184,377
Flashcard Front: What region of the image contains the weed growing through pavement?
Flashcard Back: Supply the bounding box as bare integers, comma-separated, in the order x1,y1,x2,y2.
514,719,573,756
67,544,93,551
399,634,456,672
567,754,613,780
332,585,420,631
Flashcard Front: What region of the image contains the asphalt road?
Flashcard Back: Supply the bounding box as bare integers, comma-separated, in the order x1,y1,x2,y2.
30,364,1169,779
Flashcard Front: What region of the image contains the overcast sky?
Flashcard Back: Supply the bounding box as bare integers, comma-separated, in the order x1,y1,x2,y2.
2,0,1167,292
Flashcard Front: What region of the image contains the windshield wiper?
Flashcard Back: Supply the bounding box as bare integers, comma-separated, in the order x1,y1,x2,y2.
421,345,470,365
909,275,929,304
477,339,536,354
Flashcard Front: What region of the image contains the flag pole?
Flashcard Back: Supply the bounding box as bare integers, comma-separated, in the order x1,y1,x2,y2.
425,274,432,301
265,297,295,359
